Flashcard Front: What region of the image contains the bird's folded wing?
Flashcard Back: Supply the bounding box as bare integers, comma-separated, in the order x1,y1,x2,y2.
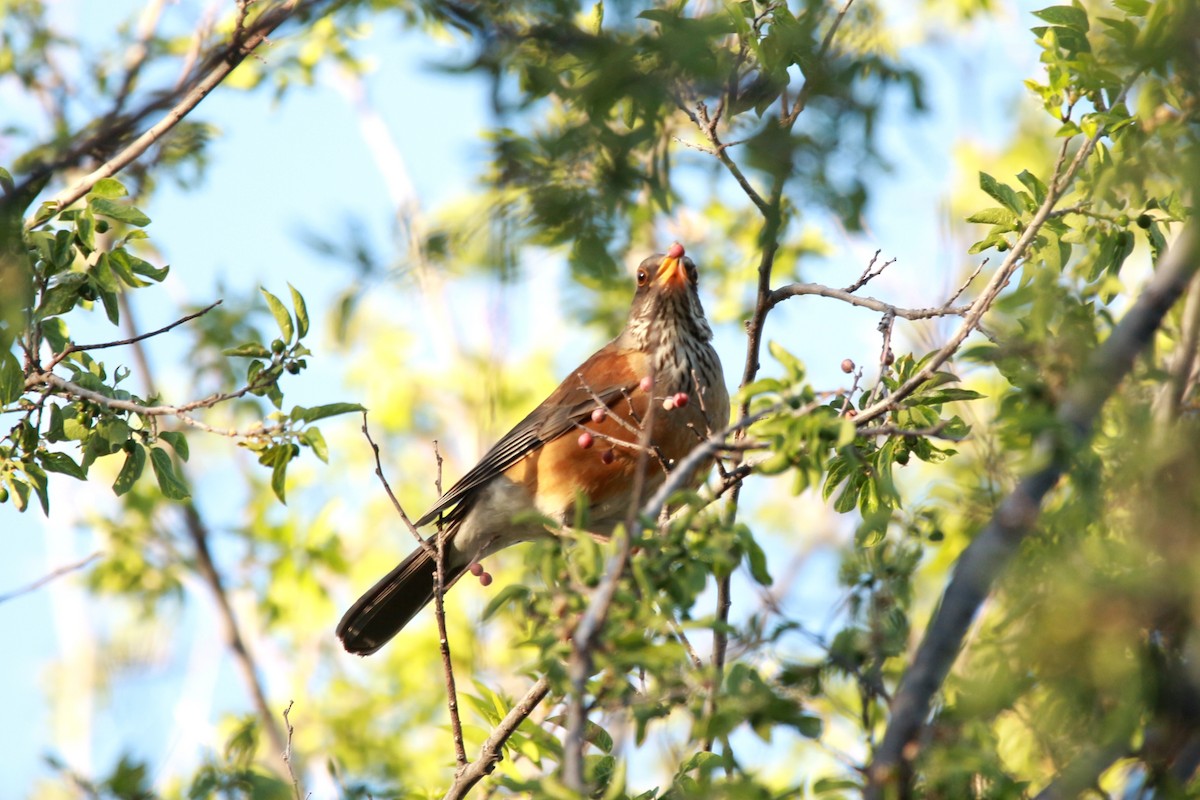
413,345,646,528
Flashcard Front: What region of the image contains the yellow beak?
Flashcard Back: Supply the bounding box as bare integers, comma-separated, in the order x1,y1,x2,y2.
655,254,687,290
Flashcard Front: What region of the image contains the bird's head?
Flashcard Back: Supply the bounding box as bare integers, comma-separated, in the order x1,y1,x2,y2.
623,242,714,354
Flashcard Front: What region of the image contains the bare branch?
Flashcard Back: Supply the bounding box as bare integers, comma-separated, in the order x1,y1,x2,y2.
24,0,314,228
865,220,1200,798
441,676,552,800
184,503,291,775
767,281,970,320
282,701,307,800
853,82,1138,427
0,551,102,604
45,300,222,371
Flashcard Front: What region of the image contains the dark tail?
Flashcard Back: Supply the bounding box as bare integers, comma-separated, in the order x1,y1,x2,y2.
336,545,466,656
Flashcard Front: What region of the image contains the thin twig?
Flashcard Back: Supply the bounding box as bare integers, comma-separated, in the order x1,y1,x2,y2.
766,282,971,320
865,220,1200,797
853,81,1139,427
44,300,222,371
0,551,102,604
440,676,552,800
433,443,468,768
282,700,306,800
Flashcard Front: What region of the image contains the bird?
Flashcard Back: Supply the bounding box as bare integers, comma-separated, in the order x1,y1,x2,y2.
337,243,729,655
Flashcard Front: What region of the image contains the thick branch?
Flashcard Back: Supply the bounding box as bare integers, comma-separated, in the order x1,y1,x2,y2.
864,221,1200,797
24,0,316,228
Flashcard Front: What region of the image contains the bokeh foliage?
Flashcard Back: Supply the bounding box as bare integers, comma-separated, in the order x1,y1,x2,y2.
1,0,1198,798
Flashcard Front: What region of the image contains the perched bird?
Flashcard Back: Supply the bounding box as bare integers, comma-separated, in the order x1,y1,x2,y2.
337,244,729,655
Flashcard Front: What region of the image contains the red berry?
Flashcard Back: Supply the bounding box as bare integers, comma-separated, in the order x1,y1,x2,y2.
672,392,689,408
468,562,484,577
639,375,653,393
667,242,685,259
591,407,607,424
883,349,895,366
479,572,493,587
600,449,615,465
578,431,594,449
841,359,855,374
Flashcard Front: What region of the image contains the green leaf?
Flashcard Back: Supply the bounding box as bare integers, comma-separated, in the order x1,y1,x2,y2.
978,172,1024,213
1017,169,1048,203
88,178,128,199
89,197,151,227
1032,5,1089,31
149,446,190,500
301,426,328,462
737,526,773,586
966,207,1018,226
22,462,49,515
112,449,145,498
0,349,23,404
260,287,294,343
288,283,309,339
271,447,291,503
289,402,365,423
1112,0,1149,14
223,343,272,358
0,166,13,195
159,431,189,461
38,450,87,480
546,716,613,754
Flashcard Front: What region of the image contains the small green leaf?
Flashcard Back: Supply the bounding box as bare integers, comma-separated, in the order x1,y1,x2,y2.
546,716,614,754
288,283,309,339
289,402,365,423
271,449,290,503
22,462,49,515
159,431,189,461
966,207,1018,226
223,343,272,358
88,178,128,198
260,287,294,343
301,426,328,462
0,350,23,404
113,444,146,496
0,167,13,195
149,447,190,500
978,172,1024,213
39,450,87,480
737,525,773,586
1032,4,1089,31
89,197,151,226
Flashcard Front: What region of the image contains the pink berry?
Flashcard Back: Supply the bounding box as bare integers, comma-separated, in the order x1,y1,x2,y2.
639,375,653,393
672,392,689,408
479,572,493,587
841,359,855,374
591,407,607,424
578,431,594,449
667,242,685,259
600,449,615,465
468,562,484,577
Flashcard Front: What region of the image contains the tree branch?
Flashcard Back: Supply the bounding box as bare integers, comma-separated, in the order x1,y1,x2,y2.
440,676,552,800
767,281,971,320
23,0,316,228
0,551,102,604
864,220,1200,797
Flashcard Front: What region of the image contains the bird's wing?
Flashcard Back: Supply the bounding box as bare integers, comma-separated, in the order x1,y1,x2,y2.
413,344,648,528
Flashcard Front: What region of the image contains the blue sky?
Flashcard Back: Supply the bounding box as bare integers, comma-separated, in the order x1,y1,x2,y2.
0,1,1042,794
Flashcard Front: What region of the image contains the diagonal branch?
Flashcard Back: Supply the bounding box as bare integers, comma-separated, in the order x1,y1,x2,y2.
23,0,320,228
864,220,1200,798
441,676,552,800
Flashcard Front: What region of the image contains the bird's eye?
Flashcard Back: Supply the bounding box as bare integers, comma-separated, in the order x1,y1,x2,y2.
636,269,648,286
